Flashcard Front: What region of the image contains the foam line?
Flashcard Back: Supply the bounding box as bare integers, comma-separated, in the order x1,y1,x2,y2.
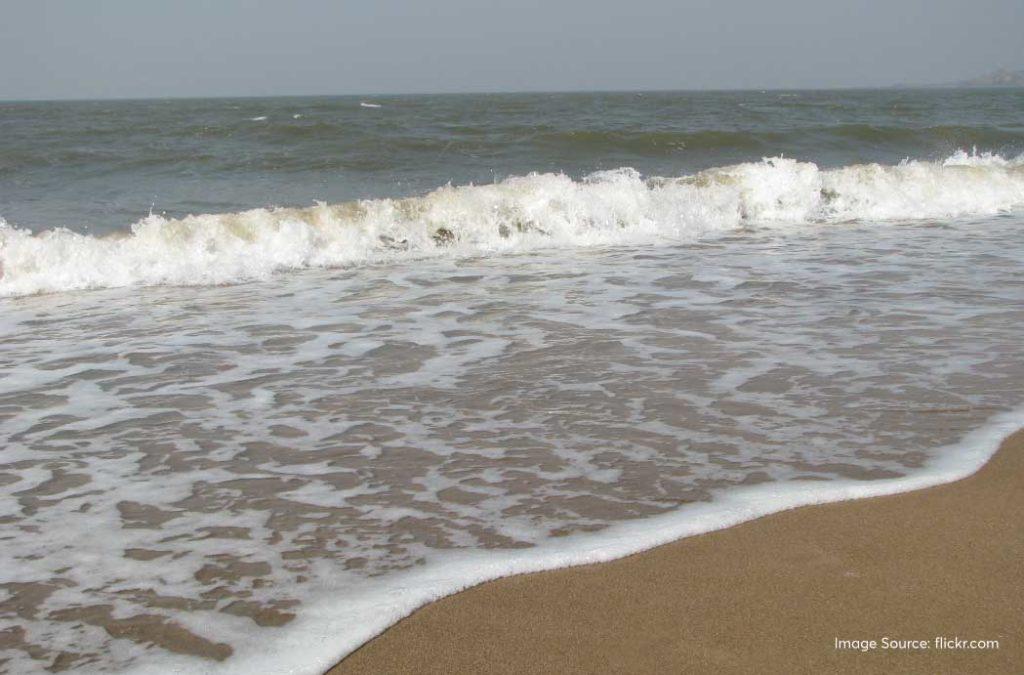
135,407,1024,674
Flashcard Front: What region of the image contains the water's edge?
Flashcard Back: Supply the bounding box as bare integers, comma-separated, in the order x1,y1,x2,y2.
195,409,1024,675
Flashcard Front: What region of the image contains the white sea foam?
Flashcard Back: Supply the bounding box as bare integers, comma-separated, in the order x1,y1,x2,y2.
217,408,1024,675
1,152,1022,298
2,214,1023,673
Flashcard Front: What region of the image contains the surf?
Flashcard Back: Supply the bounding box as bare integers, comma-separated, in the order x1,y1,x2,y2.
1,150,1022,298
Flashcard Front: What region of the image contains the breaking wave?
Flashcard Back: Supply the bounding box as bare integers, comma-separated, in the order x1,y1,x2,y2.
2,151,1023,298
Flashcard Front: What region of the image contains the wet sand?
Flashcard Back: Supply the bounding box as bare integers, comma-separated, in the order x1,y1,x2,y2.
331,430,1023,674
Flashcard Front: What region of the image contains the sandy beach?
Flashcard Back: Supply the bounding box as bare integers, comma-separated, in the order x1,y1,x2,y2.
332,429,1023,674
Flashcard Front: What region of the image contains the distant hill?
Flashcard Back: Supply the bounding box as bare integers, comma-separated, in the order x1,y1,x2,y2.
956,68,1024,87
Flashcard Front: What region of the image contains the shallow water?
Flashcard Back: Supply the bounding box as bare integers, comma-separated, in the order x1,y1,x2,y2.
2,214,1023,672
1,89,1024,673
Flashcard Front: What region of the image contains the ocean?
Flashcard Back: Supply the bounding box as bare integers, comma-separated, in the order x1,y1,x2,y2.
1,89,1023,673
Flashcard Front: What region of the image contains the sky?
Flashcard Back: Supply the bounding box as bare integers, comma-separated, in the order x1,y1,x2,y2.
1,0,1022,100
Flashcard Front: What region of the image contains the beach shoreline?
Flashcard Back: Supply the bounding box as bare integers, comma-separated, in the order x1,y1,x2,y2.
330,429,1023,674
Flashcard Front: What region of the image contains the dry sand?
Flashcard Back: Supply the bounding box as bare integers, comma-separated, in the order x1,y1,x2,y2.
331,430,1023,674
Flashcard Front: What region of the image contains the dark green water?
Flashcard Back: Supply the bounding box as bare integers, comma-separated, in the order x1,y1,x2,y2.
2,88,1022,234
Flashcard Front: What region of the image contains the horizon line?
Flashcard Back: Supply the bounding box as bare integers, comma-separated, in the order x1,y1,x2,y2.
2,83,1012,105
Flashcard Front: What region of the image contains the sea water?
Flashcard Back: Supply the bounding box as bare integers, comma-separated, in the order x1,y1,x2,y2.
1,89,1023,673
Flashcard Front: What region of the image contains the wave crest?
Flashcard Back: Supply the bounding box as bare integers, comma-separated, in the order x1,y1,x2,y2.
2,152,1022,298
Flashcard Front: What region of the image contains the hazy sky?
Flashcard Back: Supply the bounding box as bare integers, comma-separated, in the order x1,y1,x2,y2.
2,0,1022,100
